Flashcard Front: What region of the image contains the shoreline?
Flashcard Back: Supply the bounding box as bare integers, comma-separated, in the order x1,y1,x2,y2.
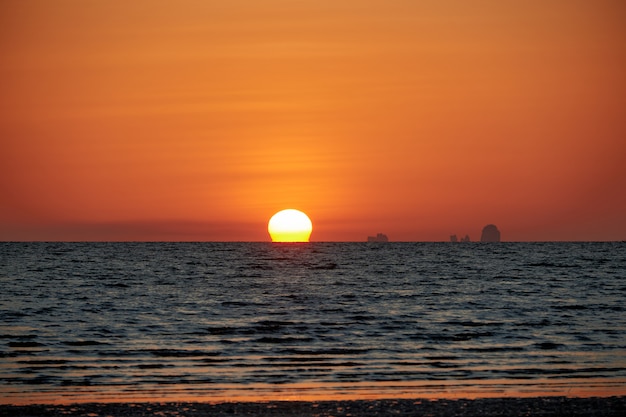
3,377,625,405
2,396,625,417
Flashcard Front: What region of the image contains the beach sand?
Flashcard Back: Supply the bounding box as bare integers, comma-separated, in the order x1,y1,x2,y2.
2,397,625,417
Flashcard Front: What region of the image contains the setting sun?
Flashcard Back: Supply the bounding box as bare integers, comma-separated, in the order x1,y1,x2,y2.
268,209,313,242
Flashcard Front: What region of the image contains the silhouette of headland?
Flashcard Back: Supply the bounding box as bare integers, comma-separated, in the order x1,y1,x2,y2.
480,224,501,242
367,233,389,242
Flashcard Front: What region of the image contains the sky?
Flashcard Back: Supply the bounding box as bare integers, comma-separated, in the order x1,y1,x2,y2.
1,0,625,241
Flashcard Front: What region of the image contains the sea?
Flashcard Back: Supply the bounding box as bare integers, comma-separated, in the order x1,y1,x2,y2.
1,242,625,404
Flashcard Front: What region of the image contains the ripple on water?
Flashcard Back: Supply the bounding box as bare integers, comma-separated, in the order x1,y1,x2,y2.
1,242,625,402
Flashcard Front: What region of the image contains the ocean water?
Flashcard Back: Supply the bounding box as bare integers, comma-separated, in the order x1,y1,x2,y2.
1,242,625,403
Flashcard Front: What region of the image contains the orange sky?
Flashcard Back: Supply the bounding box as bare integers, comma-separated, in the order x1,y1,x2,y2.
1,0,625,241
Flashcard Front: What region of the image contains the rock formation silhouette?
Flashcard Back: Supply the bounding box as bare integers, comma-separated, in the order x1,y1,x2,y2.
450,234,470,242
480,224,501,242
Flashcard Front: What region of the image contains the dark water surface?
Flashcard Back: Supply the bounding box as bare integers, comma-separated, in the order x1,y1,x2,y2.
1,242,625,403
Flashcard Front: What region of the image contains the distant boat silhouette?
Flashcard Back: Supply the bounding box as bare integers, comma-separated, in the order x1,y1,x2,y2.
367,233,389,242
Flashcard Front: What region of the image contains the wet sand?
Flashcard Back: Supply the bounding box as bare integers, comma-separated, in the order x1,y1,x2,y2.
2,397,625,417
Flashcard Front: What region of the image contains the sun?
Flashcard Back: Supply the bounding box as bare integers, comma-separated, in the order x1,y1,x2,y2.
268,209,313,242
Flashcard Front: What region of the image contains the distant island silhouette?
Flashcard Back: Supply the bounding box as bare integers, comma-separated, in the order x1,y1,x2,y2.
450,225,501,242
480,224,501,242
367,233,389,242
449,234,470,242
